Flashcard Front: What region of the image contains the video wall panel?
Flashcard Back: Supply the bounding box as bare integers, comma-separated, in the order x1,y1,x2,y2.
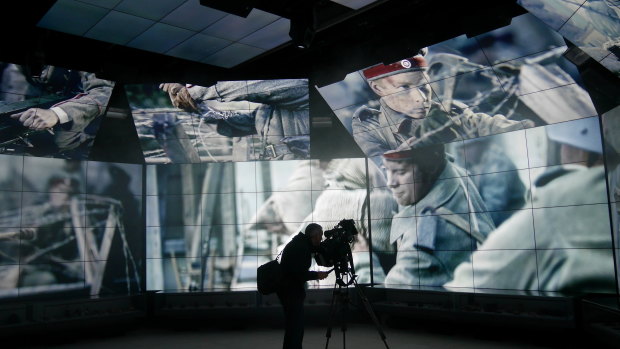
145,158,380,291
518,0,620,77
0,155,144,299
317,13,597,160
314,12,617,295
0,62,115,159
126,79,310,164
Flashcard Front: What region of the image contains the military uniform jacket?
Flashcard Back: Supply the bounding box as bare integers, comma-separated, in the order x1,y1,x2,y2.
187,80,310,159
51,72,114,150
446,166,616,294
351,100,531,159
279,233,319,295
384,162,496,287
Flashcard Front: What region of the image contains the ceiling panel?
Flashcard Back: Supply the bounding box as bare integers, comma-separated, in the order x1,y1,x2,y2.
202,43,265,68
114,0,187,21
166,33,231,61
85,10,154,45
238,18,291,50
127,22,194,53
202,9,280,41
78,0,123,9
38,0,110,36
161,0,228,32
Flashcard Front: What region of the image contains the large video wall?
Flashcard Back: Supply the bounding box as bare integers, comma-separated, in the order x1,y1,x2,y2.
0,155,143,298
0,7,619,300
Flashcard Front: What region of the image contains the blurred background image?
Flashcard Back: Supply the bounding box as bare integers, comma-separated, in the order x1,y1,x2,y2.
0,156,143,298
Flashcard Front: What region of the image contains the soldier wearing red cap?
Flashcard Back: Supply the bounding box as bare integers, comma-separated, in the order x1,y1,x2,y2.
352,50,532,159
380,144,495,287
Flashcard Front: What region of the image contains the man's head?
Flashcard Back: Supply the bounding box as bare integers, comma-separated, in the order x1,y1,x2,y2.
382,144,446,206
46,176,78,208
363,53,432,119
305,223,323,247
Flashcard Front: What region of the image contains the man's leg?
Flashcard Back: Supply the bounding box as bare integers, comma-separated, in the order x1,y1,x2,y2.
278,291,305,349
285,293,305,349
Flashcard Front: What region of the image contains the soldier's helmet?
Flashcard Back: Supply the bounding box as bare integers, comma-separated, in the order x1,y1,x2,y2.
546,117,603,154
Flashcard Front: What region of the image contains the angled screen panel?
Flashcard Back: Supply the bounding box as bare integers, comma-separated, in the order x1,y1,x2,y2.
126,79,310,163
0,62,115,160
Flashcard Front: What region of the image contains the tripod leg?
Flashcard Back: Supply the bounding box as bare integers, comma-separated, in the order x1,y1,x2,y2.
324,283,341,349
353,280,390,349
341,286,348,349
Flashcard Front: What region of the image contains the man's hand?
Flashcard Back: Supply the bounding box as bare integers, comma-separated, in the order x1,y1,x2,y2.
317,271,329,280
10,108,59,130
159,83,199,112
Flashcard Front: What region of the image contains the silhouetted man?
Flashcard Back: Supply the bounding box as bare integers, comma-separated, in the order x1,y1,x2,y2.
277,223,328,349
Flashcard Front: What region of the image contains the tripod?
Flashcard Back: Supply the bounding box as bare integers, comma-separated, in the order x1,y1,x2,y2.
324,273,389,349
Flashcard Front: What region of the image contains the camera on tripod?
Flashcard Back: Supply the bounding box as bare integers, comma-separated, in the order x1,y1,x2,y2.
315,219,359,287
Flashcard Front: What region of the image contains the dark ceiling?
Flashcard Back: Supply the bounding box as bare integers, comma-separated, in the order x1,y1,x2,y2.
1,0,527,85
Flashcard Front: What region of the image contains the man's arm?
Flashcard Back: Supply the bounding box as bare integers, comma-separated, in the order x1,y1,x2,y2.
188,79,309,110
461,108,534,138
280,242,321,283
9,72,114,131
49,72,114,129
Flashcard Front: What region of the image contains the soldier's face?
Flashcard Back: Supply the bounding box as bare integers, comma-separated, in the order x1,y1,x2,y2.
383,160,431,206
370,71,431,119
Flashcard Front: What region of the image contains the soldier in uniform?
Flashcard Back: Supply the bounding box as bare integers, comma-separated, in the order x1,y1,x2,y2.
352,50,532,161
160,79,310,160
7,65,114,157
446,117,617,294
380,143,495,287
455,138,527,227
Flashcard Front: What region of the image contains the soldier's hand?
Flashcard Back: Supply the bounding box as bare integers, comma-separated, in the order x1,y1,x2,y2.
10,108,59,130
317,271,329,280
159,83,199,112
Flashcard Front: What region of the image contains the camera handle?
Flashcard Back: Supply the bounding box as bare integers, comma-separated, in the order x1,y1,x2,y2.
324,274,389,349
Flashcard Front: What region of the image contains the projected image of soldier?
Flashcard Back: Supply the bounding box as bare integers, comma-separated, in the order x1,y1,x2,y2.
380,143,495,287
159,79,310,161
0,63,114,159
454,137,527,227
18,175,83,287
352,49,531,161
447,117,616,294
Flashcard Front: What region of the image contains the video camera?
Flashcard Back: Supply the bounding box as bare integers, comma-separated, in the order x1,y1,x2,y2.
315,219,359,287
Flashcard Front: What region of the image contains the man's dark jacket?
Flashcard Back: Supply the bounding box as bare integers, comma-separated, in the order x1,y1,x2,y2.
279,233,319,295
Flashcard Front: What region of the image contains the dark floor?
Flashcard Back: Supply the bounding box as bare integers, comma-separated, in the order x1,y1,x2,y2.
7,314,610,349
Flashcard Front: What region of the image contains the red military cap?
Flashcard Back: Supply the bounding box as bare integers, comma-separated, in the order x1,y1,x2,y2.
362,55,427,81
382,148,416,160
